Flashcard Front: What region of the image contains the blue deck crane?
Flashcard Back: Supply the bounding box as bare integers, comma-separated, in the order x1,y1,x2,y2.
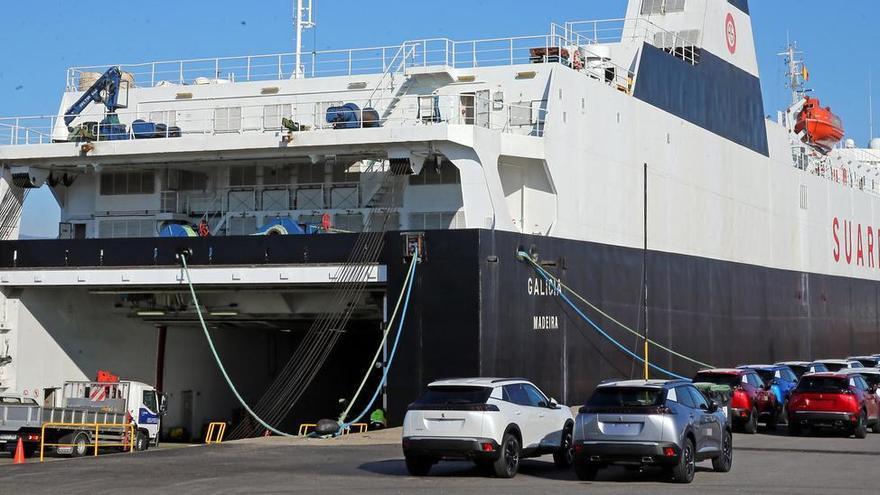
64,66,129,141
64,66,179,141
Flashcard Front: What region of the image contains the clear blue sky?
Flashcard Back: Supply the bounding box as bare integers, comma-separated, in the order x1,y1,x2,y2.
1,0,878,238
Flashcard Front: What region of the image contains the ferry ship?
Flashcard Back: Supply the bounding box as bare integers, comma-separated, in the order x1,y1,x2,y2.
1,0,879,435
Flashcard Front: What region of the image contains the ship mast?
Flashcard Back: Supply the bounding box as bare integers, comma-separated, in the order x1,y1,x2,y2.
294,0,316,79
780,40,808,105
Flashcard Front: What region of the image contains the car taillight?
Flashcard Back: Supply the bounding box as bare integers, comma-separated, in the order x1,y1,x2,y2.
732,389,749,408
24,433,40,442
663,447,676,457
481,442,495,452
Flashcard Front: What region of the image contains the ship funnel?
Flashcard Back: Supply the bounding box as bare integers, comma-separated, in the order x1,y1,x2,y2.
624,0,758,77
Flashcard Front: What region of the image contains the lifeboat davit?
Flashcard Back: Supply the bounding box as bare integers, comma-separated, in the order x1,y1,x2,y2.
794,96,844,152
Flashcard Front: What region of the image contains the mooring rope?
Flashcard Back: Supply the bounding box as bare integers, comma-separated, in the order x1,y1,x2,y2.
179,252,293,436
338,247,418,428
517,251,695,380
518,252,713,369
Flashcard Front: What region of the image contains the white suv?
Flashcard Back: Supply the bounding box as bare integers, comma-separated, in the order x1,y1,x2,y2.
402,378,574,478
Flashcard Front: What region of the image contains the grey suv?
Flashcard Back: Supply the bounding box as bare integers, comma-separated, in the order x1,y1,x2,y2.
573,380,732,483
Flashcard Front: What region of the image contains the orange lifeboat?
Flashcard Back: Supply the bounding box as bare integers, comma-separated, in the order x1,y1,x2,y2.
794,96,844,152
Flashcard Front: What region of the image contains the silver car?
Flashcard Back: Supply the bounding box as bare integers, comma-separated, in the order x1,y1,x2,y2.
573,379,732,484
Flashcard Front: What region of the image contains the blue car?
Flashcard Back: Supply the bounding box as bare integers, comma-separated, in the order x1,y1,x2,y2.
737,365,799,412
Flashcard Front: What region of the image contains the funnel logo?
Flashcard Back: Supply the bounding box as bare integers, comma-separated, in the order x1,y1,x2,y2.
725,13,737,54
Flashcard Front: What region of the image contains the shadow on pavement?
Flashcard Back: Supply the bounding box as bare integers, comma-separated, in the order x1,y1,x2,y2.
358,457,723,484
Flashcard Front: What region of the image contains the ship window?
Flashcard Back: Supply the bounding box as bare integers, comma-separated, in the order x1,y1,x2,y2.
263,104,292,130
409,160,460,185
98,219,156,238
229,166,256,187
100,171,155,195
641,0,685,14
214,107,242,133
264,165,292,185
409,211,464,230
296,163,325,184
149,110,177,127
334,213,364,233
178,170,208,191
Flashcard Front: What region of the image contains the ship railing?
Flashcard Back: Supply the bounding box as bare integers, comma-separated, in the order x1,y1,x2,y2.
0,93,547,147
564,17,701,66
794,145,880,196
63,25,621,90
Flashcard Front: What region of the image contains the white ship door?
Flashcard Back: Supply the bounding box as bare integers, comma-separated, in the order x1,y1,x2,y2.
475,90,490,128
499,162,525,232
497,157,557,235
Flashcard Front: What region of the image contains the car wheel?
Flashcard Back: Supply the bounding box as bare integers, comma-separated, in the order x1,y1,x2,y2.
743,407,758,434
711,430,733,473
789,422,802,436
492,432,520,478
854,411,868,439
870,417,880,434
574,462,600,481
767,409,779,431
553,426,574,468
405,455,434,476
69,432,90,458
671,438,696,484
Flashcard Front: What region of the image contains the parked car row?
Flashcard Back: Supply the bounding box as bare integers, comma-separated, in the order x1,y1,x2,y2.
400,354,880,483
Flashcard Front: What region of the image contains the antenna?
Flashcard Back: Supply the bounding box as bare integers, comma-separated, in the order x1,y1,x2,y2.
870,70,875,141
778,40,807,105
294,0,316,79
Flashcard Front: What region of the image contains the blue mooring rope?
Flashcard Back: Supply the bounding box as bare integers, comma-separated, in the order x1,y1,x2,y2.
340,248,419,431
518,251,687,380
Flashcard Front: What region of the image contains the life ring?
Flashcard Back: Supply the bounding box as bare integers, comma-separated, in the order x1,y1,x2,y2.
321,213,332,232
198,222,210,237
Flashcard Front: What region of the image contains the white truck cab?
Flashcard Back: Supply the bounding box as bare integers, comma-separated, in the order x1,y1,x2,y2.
124,381,165,446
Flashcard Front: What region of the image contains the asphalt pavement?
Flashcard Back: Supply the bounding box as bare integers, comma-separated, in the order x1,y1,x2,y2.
1,427,878,495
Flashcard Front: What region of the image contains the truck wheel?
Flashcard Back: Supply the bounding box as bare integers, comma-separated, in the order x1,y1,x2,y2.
70,432,90,458
135,431,149,451
553,425,574,468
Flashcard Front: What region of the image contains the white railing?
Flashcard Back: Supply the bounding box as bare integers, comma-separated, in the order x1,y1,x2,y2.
64,20,640,90
0,93,546,147
794,146,880,196
565,18,701,65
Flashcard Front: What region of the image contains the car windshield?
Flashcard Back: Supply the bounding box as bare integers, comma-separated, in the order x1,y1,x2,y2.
796,377,848,393
853,359,878,367
586,387,664,408
857,374,880,388
413,386,492,406
822,363,847,372
787,365,808,378
752,370,775,384
694,373,740,387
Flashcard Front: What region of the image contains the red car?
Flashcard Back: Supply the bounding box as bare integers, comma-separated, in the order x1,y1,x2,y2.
788,372,880,438
693,368,777,433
